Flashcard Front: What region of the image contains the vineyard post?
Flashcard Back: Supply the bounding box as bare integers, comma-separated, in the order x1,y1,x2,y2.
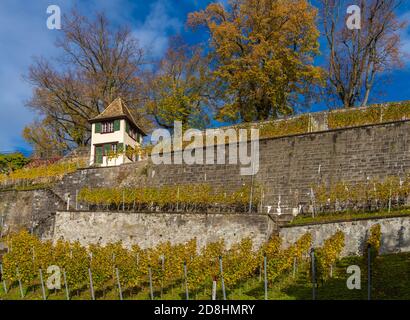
115,267,123,300
259,265,261,282
39,269,46,300
219,256,226,300
177,187,180,212
161,255,165,298
16,267,24,298
67,194,71,211
212,278,217,300
368,244,372,301
310,188,316,218
249,163,255,214
0,263,7,294
88,268,95,300
183,261,189,300
149,267,154,300
122,191,125,211
264,254,268,300
63,269,69,300
310,249,316,300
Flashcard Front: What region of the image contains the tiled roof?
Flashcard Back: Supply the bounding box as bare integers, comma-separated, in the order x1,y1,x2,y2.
89,98,146,135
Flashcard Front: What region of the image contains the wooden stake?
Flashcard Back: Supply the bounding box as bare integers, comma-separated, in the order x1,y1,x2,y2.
212,280,217,300
16,267,24,298
219,256,226,300
63,269,70,300
149,267,154,300
88,268,95,300
0,264,7,294
39,269,46,300
115,268,123,300
183,262,189,300
264,255,268,300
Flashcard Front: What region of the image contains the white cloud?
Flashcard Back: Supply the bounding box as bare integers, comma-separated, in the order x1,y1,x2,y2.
132,0,182,58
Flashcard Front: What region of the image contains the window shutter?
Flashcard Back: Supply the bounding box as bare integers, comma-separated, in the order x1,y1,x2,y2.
104,144,111,155
95,146,103,164
114,120,121,132
125,121,130,134
95,123,102,133
117,143,124,153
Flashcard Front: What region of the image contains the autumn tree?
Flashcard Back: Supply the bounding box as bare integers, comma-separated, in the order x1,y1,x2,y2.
320,0,405,108
188,0,323,123
22,118,68,157
24,11,147,153
143,39,214,131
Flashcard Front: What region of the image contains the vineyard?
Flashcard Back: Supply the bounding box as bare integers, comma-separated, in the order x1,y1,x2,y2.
225,101,410,141
311,175,410,214
1,102,409,188
78,184,263,213
0,160,85,190
95,101,410,158
0,229,358,300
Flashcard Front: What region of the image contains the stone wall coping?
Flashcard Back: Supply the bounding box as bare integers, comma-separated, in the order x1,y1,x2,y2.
283,213,410,228
56,210,269,217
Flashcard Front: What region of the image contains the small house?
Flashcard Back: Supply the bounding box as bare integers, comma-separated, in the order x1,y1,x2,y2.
88,98,146,167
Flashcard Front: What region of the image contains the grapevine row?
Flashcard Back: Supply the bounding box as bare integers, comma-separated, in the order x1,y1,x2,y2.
78,184,263,213
0,230,344,299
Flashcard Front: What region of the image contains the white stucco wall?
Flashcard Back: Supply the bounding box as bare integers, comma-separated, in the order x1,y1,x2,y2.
89,120,142,166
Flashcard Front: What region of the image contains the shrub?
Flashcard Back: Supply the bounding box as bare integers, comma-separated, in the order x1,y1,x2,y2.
366,224,382,257
315,231,345,281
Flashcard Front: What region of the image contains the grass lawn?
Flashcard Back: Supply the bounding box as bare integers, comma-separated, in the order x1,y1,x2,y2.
1,252,409,300
290,208,410,226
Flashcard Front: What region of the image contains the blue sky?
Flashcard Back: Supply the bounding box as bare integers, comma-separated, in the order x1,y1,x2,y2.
1,0,410,154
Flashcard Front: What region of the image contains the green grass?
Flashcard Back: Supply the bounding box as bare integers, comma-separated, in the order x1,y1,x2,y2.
290,208,410,226
1,252,409,300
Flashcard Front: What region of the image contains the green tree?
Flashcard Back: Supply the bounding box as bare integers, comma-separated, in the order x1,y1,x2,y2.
144,38,214,130
0,153,30,174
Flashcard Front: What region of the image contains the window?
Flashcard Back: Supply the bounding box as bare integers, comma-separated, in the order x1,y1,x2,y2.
125,120,142,142
129,127,140,141
101,121,114,133
95,142,120,160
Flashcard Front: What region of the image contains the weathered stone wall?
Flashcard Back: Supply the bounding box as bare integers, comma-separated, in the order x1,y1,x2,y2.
53,210,410,256
0,189,64,238
279,216,410,256
53,120,410,214
53,211,275,250
2,119,410,246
